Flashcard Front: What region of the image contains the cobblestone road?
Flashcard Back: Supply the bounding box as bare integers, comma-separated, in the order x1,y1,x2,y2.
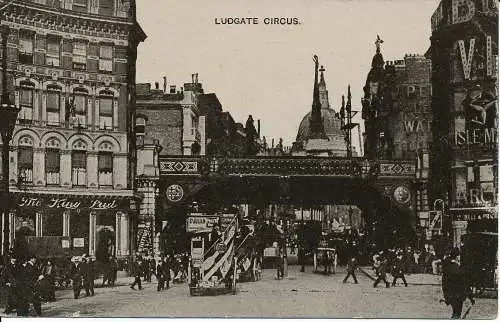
2,266,497,318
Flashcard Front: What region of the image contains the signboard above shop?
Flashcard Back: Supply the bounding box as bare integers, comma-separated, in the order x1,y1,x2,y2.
13,194,129,211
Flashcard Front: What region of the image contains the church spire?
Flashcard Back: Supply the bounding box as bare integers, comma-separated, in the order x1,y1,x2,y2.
309,55,328,140
318,65,330,109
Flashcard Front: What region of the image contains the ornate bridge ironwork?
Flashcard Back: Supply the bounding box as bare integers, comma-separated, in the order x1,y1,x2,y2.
158,156,416,179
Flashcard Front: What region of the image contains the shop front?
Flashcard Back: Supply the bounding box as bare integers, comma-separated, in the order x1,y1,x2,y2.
5,193,133,260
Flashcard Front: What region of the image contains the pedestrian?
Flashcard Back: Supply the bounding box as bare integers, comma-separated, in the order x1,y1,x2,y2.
1,253,20,314
157,256,170,291
274,242,284,279
373,256,390,288
81,256,95,296
109,255,118,286
442,248,474,319
130,257,143,290
69,256,83,299
343,256,359,284
41,259,56,301
391,253,408,287
19,255,42,316
298,245,306,272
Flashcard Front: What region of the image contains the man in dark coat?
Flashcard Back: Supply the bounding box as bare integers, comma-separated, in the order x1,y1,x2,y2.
109,256,118,286
81,256,95,296
130,258,143,290
298,245,306,272
343,256,359,284
69,257,83,299
20,255,42,316
391,253,408,287
373,256,390,288
442,248,474,319
156,257,170,291
1,255,20,314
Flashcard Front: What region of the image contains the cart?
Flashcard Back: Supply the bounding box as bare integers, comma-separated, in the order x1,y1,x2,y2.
187,212,238,296
461,232,498,296
313,235,338,275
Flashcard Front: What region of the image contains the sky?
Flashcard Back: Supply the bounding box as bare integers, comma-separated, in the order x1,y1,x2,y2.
136,0,440,151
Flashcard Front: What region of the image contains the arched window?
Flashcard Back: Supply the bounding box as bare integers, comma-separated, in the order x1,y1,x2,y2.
72,88,88,128
19,81,34,124
47,85,62,126
71,139,87,186
98,90,114,130
98,141,113,186
45,138,61,185
18,136,34,184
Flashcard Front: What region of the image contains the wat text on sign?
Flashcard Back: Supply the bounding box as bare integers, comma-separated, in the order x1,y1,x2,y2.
404,119,432,132
455,128,498,145
18,196,120,210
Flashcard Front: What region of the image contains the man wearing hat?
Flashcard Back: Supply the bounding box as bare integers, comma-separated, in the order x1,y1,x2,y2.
1,252,20,314
81,256,95,297
19,255,42,316
442,248,474,319
69,256,83,299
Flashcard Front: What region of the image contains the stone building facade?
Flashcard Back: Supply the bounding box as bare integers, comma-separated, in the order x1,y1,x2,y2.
429,0,498,245
0,0,146,260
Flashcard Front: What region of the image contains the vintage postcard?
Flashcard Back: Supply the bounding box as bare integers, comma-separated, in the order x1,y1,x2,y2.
0,0,497,319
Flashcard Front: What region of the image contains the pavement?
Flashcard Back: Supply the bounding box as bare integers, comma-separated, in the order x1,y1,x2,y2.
0,265,497,318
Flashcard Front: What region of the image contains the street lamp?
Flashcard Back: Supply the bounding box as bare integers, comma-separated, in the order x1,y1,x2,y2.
0,25,20,255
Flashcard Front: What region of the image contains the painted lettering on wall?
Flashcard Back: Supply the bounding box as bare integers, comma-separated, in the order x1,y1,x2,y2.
17,196,120,210
455,187,498,206
458,35,498,79
404,119,432,133
458,38,475,80
455,128,498,145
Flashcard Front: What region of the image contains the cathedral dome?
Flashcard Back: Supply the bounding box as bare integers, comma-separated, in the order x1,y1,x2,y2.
296,108,344,143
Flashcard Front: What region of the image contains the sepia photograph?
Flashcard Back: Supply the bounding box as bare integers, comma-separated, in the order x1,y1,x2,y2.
0,0,497,319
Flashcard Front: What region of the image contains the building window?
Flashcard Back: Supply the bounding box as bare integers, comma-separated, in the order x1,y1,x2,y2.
72,151,87,186
136,117,146,146
19,87,34,124
73,40,87,70
19,32,34,64
98,0,114,16
99,44,113,72
45,148,60,185
99,96,113,129
46,86,61,126
73,90,88,127
73,0,88,12
98,152,113,186
18,147,33,184
46,36,60,67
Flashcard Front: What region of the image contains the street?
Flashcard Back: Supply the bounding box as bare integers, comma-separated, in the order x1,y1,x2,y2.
4,265,496,318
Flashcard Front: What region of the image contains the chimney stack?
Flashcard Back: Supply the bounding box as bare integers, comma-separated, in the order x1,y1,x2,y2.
170,85,176,94
257,120,261,137
163,76,167,93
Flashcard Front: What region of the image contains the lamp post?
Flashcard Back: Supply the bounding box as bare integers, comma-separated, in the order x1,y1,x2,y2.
0,24,19,255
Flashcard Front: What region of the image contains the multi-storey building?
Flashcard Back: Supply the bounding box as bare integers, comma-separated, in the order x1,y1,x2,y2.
361,40,433,245
429,0,498,245
0,0,146,260
135,76,263,254
135,76,204,254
